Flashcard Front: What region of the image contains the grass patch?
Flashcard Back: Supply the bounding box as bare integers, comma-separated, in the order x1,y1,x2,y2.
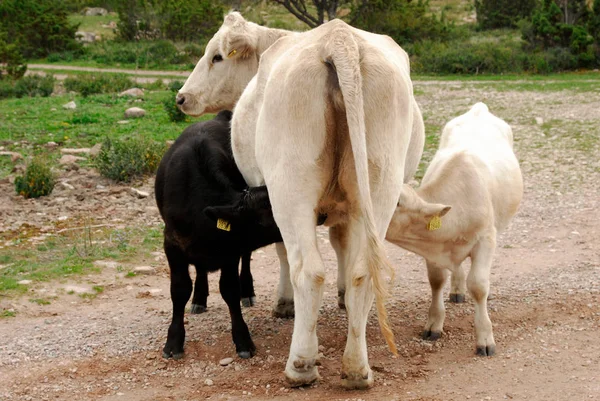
1,310,17,318
30,298,52,305
125,271,136,278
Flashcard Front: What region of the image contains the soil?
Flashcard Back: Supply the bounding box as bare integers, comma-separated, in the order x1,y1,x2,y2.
1,80,599,401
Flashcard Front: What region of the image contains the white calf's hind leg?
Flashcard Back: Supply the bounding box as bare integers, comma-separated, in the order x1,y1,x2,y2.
330,224,348,310
272,242,295,318
468,235,496,356
449,264,467,303
422,261,449,341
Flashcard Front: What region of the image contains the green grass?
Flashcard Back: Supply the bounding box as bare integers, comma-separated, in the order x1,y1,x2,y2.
69,13,118,39
30,298,52,305
1,310,17,318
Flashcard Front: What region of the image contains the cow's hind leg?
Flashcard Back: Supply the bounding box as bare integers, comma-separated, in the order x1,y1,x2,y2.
163,241,192,359
422,261,449,341
220,257,256,359
190,267,208,314
272,243,295,318
468,235,496,356
449,264,467,303
240,252,256,307
330,224,348,310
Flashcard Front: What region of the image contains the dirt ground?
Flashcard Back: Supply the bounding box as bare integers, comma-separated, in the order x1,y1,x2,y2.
1,80,599,401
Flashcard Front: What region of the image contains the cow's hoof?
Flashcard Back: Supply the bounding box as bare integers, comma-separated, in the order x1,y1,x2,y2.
476,344,496,357
285,359,320,387
190,304,207,314
422,330,442,341
449,293,465,303
337,290,346,310
341,369,373,389
272,298,294,318
237,350,253,359
162,348,184,360
241,296,256,308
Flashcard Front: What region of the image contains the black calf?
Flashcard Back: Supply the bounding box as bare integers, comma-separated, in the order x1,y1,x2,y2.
155,111,282,360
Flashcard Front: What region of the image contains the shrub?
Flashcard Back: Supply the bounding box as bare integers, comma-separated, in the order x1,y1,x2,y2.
95,137,168,182
63,74,133,96
0,33,26,80
13,75,56,98
15,158,56,199
163,96,187,122
0,0,81,59
475,0,536,29
168,80,184,92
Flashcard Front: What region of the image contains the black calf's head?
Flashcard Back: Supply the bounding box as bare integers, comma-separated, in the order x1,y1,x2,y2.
204,186,281,246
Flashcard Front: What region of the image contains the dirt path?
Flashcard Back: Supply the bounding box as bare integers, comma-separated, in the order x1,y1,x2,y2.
27,64,190,77
1,82,599,400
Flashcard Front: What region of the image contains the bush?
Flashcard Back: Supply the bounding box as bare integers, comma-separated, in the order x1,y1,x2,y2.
0,33,26,80
13,75,56,97
0,0,81,59
95,137,168,182
63,74,133,96
350,0,457,45
0,80,14,99
475,0,536,29
163,96,187,122
15,158,56,199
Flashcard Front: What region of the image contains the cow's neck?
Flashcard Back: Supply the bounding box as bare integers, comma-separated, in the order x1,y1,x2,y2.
253,25,295,58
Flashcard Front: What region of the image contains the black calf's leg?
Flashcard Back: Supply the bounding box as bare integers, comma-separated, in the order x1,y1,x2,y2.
240,252,256,307
163,242,192,360
220,260,256,359
191,267,209,314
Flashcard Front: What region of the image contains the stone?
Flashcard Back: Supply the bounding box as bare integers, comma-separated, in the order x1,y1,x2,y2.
117,120,130,125
46,141,58,149
130,188,149,199
60,182,75,190
83,7,108,16
89,143,102,157
119,88,144,98
204,379,214,386
124,107,146,119
18,280,32,285
61,148,90,155
75,31,100,43
219,357,233,366
93,260,119,269
535,117,544,125
0,151,23,163
166,140,175,147
133,266,156,275
59,155,86,165
63,101,77,110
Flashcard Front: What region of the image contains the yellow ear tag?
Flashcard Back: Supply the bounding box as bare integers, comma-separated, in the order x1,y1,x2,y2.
227,49,237,58
217,218,231,232
427,215,442,231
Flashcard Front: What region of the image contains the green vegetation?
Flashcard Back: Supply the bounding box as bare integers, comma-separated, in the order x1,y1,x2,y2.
14,158,56,199
95,136,168,182
1,310,17,318
475,0,536,29
0,75,56,99
30,298,52,305
64,73,133,97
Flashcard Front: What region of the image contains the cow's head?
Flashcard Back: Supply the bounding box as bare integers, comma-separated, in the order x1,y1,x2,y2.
387,184,451,238
203,186,282,245
176,12,261,116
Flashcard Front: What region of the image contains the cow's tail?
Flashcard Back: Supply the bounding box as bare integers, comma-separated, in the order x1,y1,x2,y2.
323,24,397,355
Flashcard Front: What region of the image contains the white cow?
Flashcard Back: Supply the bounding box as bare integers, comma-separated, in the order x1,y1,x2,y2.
178,13,419,389
177,12,425,319
386,103,523,356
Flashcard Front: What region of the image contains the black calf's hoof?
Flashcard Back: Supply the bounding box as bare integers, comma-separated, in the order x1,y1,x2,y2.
422,330,442,341
162,349,184,360
476,345,495,357
241,297,256,307
190,304,207,314
238,351,253,359
449,293,465,303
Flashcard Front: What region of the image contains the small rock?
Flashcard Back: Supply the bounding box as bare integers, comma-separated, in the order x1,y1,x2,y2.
204,379,214,386
134,266,156,275
0,151,23,163
124,107,146,119
46,141,58,149
61,148,90,155
50,108,57,111
63,101,77,110
145,353,156,360
89,143,102,157
59,155,86,165
130,188,149,199
166,140,175,147
535,117,544,125
117,120,130,124
18,280,32,285
84,7,108,16
119,88,144,98
60,182,75,190
219,357,233,366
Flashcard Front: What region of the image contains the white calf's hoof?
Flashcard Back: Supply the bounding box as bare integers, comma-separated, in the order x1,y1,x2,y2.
285,359,320,387
341,368,373,389
272,298,294,318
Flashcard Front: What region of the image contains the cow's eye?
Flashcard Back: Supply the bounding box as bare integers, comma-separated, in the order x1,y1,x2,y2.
212,54,223,63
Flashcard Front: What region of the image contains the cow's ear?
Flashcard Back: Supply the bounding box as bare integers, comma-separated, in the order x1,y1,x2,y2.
204,205,240,226
220,14,256,60
423,204,451,219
